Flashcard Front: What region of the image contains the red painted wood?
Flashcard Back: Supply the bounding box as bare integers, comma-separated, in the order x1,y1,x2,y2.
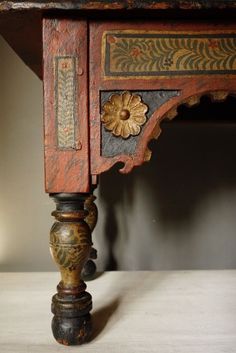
89,20,236,177
43,18,90,193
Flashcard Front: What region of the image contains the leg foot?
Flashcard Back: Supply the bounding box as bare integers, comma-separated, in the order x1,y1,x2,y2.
52,315,92,346
51,290,92,345
49,193,93,346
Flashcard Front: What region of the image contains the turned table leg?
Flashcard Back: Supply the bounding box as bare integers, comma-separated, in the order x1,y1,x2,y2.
83,192,98,280
49,193,93,345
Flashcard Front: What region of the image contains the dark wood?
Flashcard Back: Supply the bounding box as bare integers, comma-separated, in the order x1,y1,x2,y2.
2,1,236,12
0,11,42,78
1,2,236,78
50,193,93,345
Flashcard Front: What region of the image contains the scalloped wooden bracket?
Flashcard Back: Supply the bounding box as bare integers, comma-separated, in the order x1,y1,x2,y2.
94,89,236,177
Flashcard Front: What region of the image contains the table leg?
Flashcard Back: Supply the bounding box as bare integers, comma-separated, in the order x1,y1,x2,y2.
83,193,98,280
49,193,93,345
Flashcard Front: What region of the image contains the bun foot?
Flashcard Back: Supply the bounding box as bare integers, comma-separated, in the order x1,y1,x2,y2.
52,314,92,346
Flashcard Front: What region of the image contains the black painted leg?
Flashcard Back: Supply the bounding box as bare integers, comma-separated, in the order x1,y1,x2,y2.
49,193,93,345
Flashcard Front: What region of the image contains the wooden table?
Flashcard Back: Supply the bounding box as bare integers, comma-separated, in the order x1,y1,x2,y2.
0,271,236,352
1,0,236,345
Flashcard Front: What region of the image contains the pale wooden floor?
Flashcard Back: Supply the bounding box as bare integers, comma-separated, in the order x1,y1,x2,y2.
0,271,236,352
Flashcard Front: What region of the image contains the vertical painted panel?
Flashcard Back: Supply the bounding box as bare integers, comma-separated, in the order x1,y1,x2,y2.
43,18,90,193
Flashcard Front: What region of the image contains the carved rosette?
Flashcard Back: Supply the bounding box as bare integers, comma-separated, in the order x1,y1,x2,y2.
101,91,148,138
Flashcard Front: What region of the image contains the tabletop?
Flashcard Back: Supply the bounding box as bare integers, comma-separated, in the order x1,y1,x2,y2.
2,1,236,11
1,0,236,79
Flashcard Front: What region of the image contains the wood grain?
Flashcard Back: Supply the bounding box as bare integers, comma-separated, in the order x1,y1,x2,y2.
43,18,90,193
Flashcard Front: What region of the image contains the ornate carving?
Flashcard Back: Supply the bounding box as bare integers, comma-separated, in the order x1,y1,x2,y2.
55,56,76,149
209,91,229,102
104,32,236,77
49,194,93,345
184,95,201,107
162,90,231,121
101,91,148,138
101,90,180,158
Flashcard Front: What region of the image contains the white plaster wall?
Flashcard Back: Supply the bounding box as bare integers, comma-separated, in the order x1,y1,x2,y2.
0,36,236,271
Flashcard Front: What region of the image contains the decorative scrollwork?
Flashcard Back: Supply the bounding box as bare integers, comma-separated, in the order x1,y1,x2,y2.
101,91,148,139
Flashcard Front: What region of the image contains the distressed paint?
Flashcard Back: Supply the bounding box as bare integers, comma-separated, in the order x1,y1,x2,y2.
101,90,179,157
55,56,76,149
50,194,93,345
104,32,236,77
2,1,236,12
43,18,90,193
90,21,236,177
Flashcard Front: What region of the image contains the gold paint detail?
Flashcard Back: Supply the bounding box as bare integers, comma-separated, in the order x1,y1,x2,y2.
210,91,229,102
165,107,178,120
104,31,236,77
101,91,148,139
184,95,201,107
85,195,98,232
144,148,152,162
55,56,76,149
50,221,92,287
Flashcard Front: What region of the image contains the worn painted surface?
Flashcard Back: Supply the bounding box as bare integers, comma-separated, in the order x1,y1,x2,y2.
50,194,93,345
2,13,236,191
55,56,77,149
43,18,90,193
101,90,179,157
2,1,236,11
1,2,236,78
104,32,236,77
90,21,236,177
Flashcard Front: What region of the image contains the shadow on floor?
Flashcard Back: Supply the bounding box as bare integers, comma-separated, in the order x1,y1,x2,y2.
90,297,121,341
99,96,236,270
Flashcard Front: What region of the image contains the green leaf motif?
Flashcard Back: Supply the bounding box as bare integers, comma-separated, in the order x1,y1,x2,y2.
107,35,236,75
56,57,76,149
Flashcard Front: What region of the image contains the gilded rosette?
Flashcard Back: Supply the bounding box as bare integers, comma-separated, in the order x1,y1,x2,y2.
101,91,148,138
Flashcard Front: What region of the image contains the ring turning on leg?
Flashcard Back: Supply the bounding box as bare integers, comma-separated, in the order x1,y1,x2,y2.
49,193,93,345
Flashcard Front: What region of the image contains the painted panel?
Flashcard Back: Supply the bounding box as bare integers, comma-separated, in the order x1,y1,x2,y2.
103,32,236,77
55,56,76,149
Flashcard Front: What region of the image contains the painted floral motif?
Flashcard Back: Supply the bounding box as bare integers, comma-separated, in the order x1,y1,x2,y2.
106,34,236,75
56,56,76,149
101,91,148,139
